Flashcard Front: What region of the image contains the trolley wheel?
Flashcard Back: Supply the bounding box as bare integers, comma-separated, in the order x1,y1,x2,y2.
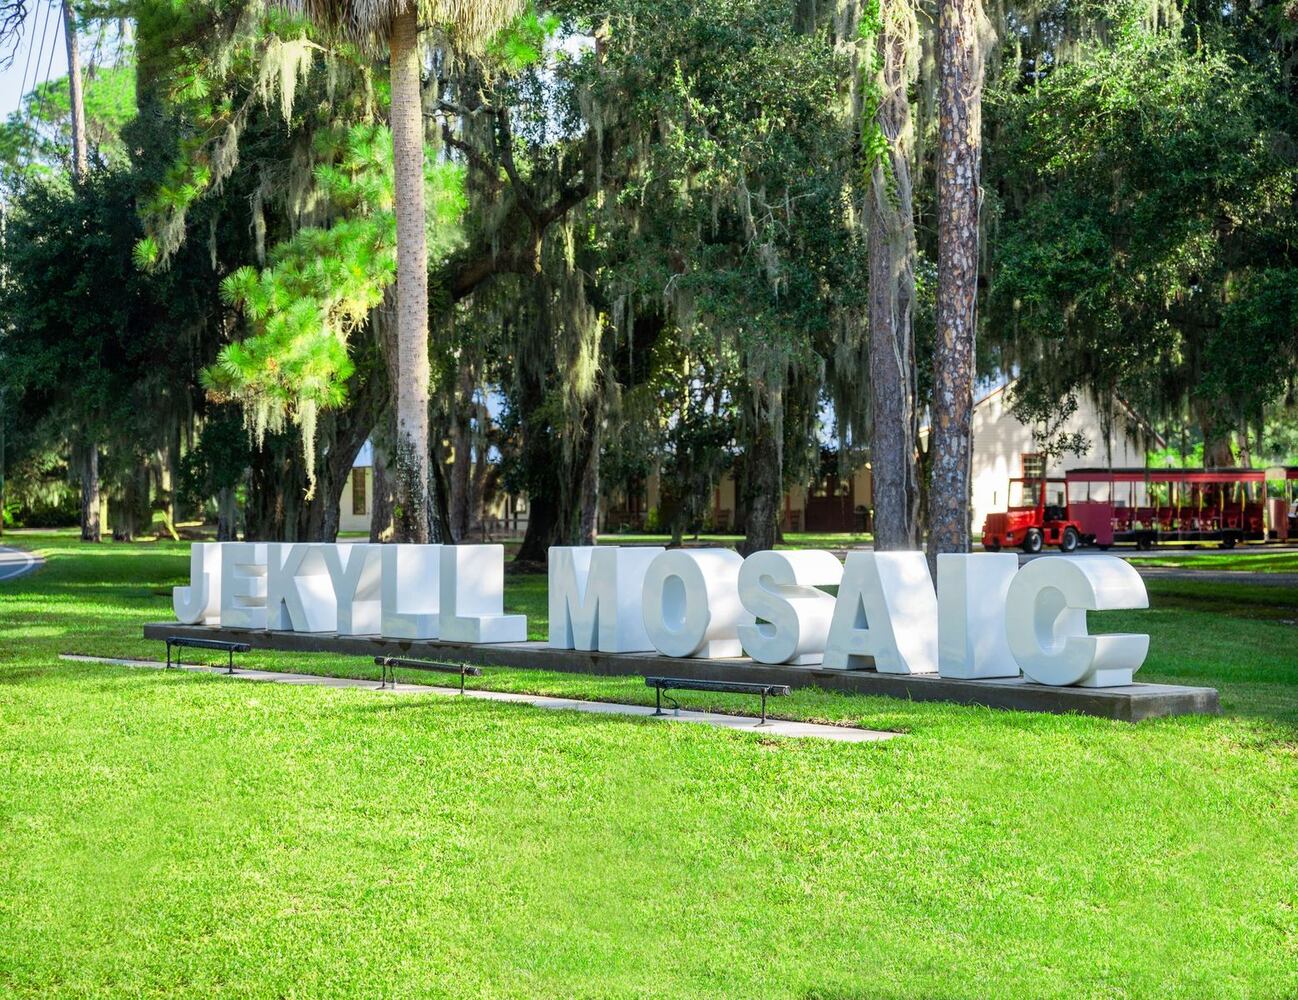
1059,527,1079,553
1137,534,1154,551
1097,544,1111,551
1021,529,1043,554
1221,534,1237,550
983,540,1002,552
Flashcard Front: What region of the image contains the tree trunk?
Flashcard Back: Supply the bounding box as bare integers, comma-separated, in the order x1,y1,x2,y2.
469,399,492,539
579,430,600,546
515,492,560,565
449,365,474,542
740,419,780,555
369,436,396,542
299,426,358,542
927,0,987,568
165,423,181,525
65,7,95,545
62,0,88,180
80,443,100,542
731,454,749,539
389,8,436,544
244,437,301,541
112,466,150,542
867,0,921,552
216,486,238,541
1194,400,1236,468
431,438,455,543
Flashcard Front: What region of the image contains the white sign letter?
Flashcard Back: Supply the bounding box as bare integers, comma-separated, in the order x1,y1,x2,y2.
219,543,268,630
439,544,527,644
380,544,441,639
549,546,664,652
265,544,337,632
737,550,843,664
823,552,938,673
173,542,223,625
1005,555,1149,687
642,549,752,659
323,544,382,636
937,553,1019,679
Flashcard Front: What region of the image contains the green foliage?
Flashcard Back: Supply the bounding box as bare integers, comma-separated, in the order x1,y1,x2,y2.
176,409,251,507
209,123,465,487
0,169,220,500
485,4,560,71
0,63,137,193
985,22,1298,454
856,0,891,170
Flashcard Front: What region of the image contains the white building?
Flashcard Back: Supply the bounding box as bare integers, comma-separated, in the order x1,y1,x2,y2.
338,442,374,535
337,381,1156,538
963,381,1156,531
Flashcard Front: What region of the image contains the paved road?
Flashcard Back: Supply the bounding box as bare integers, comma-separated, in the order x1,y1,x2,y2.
0,546,42,582
1016,551,1298,588
1122,566,1298,589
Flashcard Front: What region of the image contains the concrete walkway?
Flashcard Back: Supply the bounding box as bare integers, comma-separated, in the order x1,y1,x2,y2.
0,545,41,582
58,654,895,744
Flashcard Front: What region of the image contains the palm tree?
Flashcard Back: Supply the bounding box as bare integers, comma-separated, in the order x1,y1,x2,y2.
927,0,988,566
294,0,523,542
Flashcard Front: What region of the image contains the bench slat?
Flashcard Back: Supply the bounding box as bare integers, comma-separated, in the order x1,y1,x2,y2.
645,676,790,696
164,636,249,674
644,675,790,725
373,657,482,677
372,656,481,693
166,637,251,653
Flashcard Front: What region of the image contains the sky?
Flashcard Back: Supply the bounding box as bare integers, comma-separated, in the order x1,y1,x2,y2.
0,3,66,120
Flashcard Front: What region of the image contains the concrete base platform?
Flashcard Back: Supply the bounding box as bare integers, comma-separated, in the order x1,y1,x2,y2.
142,623,1220,722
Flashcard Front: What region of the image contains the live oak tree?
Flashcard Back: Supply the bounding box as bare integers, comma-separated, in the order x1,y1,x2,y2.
0,169,222,540
984,13,1298,467
5,0,1295,550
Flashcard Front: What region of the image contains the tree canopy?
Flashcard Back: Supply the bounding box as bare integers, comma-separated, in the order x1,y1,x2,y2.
0,0,1294,547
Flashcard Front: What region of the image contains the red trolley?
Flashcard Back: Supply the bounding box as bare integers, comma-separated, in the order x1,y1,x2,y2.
982,466,1298,552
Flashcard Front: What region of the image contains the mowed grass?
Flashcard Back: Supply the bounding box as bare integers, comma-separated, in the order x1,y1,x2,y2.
1,534,1297,998
1136,549,1298,573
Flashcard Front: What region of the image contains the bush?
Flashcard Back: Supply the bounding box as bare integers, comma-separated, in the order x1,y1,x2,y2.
15,496,81,529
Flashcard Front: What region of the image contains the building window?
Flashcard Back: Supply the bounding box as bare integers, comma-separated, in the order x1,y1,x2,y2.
1021,453,1045,478
352,469,367,516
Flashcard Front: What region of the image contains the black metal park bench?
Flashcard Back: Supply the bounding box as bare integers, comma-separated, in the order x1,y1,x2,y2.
165,636,251,674
645,676,792,725
373,656,483,694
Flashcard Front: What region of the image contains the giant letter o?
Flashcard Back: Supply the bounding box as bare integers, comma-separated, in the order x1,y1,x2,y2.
642,549,751,658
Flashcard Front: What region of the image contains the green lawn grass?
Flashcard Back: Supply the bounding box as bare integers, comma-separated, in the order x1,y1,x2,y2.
1,533,1296,998
1135,549,1298,573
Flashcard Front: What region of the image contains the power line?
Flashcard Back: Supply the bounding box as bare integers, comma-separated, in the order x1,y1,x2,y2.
32,2,63,135
16,5,44,112
20,2,56,117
